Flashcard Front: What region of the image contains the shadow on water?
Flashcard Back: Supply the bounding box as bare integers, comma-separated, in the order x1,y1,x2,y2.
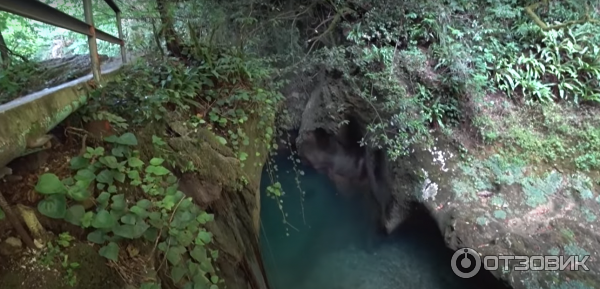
259,154,511,289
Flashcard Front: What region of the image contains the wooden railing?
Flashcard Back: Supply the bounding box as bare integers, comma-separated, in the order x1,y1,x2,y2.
0,0,127,83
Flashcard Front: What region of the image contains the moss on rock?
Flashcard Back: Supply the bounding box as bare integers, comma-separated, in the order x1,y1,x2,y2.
0,242,124,289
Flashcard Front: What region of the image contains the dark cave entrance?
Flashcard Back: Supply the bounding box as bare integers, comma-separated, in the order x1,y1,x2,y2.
258,130,512,289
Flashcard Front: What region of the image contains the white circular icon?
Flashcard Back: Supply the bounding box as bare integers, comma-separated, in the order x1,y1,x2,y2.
451,247,481,278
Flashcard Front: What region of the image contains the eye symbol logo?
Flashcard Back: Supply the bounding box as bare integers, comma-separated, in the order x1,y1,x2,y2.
451,247,482,278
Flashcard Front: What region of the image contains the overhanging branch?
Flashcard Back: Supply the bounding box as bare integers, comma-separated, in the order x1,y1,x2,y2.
525,0,599,31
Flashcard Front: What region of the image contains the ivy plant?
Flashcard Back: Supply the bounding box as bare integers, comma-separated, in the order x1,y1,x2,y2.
34,133,221,289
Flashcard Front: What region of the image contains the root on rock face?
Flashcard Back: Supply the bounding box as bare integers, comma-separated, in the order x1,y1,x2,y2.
16,204,48,242
0,189,36,249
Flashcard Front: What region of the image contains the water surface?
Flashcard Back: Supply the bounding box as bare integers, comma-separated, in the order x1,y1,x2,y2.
259,154,504,289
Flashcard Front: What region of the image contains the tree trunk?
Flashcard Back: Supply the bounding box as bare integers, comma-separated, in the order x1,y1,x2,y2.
155,0,184,57
0,30,11,67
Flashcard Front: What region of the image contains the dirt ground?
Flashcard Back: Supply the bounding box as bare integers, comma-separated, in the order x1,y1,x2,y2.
0,124,129,289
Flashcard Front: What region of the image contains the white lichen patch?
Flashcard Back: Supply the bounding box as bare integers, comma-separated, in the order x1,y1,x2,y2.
427,141,455,172
420,169,438,201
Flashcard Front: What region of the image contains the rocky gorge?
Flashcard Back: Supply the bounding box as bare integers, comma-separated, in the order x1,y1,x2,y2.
2,0,600,289
275,68,600,289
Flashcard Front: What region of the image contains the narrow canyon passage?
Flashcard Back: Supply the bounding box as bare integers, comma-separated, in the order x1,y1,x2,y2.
259,154,510,289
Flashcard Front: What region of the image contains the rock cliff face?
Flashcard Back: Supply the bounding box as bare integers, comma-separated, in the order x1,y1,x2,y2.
280,70,600,289
160,113,271,289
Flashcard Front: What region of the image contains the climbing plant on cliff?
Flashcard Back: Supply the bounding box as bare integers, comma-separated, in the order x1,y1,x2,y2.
34,133,220,288
25,3,287,285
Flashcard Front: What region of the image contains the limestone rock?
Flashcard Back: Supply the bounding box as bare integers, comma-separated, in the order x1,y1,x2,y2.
0,237,23,255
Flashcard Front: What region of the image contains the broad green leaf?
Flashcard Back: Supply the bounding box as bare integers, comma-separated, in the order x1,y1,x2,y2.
149,211,162,220
111,194,126,211
215,136,227,145
127,170,140,181
120,213,137,225
70,156,89,170
112,222,150,239
128,157,144,167
117,133,138,146
166,175,178,184
178,198,193,210
197,212,214,224
99,242,119,261
129,205,149,218
96,169,114,184
192,273,212,288
195,231,212,245
166,245,186,265
174,210,193,225
111,146,125,157
210,249,219,260
175,230,194,247
74,169,95,183
190,245,209,264
87,230,106,244
136,199,152,209
114,172,126,183
146,165,170,176
93,147,105,156
187,260,200,276
64,205,85,226
104,135,119,143
143,227,159,241
62,177,75,186
81,211,95,228
171,264,186,283
37,195,67,219
67,185,91,202
100,156,119,169
92,209,117,229
149,158,164,166
35,173,66,195
96,192,111,208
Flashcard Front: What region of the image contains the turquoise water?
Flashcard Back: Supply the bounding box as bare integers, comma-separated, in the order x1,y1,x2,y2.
259,154,508,289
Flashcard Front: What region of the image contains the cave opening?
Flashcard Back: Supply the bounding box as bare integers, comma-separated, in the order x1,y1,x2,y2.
258,130,512,289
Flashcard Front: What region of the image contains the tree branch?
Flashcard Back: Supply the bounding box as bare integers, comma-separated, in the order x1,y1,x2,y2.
525,1,599,31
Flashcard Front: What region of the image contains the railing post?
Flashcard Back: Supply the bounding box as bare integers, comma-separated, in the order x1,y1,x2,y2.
116,11,127,63
83,0,101,83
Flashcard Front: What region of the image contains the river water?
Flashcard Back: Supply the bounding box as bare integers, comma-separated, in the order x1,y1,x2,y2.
259,154,508,289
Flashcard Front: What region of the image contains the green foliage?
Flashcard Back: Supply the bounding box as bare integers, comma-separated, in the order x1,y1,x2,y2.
0,61,42,104
40,232,80,287
494,25,600,103
83,44,284,171
322,0,600,161
520,170,563,207
0,0,146,60
34,133,221,289
454,151,600,222
478,103,600,171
